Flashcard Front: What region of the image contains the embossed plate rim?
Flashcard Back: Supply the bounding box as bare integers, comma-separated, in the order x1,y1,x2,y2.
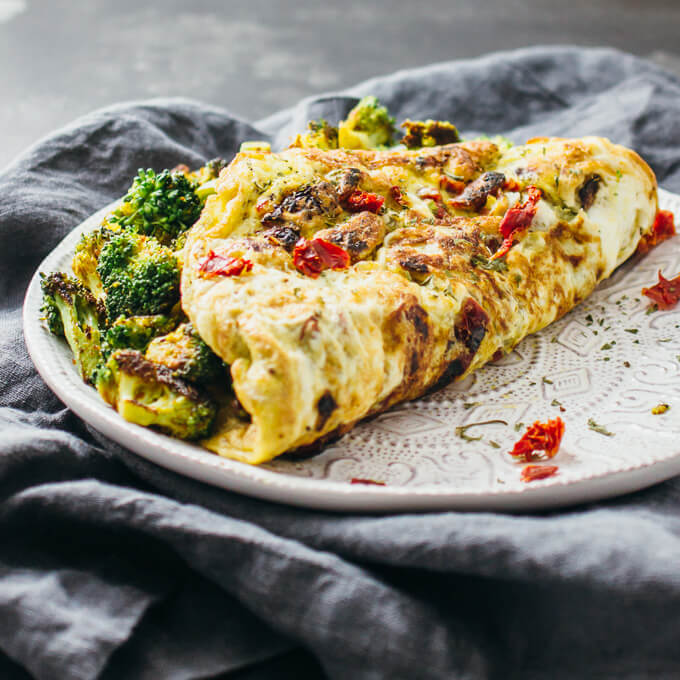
22,189,680,512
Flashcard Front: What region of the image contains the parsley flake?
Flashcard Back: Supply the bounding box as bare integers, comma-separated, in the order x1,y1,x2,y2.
587,418,614,437
455,419,508,442
470,254,508,272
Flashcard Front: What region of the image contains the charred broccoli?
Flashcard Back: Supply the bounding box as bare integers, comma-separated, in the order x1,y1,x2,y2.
293,119,339,150
102,314,178,359
97,231,180,320
338,96,395,150
145,322,224,385
189,157,229,185
40,272,106,383
96,349,217,440
400,119,460,149
72,225,121,299
108,168,203,246
179,157,232,205
187,157,230,202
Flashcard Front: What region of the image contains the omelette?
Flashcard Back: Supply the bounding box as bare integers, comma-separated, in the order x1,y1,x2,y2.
181,136,658,464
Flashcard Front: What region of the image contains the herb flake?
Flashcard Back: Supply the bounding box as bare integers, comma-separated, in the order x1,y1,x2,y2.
587,418,614,437
470,254,508,272
455,419,509,442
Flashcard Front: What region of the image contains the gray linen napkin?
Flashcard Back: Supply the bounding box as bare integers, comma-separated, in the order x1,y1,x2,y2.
2,46,680,679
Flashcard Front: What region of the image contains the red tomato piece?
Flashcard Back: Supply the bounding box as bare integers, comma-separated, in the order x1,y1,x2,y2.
344,189,385,214
417,189,448,218
389,186,409,207
293,238,350,278
198,251,253,277
491,186,542,260
509,417,565,463
521,464,559,483
637,210,676,255
439,176,466,195
642,270,680,309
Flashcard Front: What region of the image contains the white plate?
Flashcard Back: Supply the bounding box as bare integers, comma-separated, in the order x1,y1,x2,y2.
23,191,680,512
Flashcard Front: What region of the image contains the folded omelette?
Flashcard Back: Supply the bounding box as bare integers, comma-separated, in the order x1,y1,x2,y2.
181,137,657,463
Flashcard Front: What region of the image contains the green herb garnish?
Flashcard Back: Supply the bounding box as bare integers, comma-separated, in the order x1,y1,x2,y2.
455,419,509,442
470,254,508,272
587,418,614,437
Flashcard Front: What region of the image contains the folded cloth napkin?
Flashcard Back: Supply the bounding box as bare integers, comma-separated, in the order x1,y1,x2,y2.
2,46,680,680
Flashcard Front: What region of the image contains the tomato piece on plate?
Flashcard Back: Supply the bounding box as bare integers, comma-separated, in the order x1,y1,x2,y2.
509,417,565,463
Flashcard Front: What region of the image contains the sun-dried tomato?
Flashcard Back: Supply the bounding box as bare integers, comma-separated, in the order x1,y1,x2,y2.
491,186,542,260
343,189,385,214
198,251,253,277
439,176,466,195
636,210,676,255
417,189,441,201
350,478,386,486
509,417,565,463
520,464,559,483
642,270,680,309
389,185,409,207
430,200,447,218
456,297,489,355
293,238,350,278
418,189,448,218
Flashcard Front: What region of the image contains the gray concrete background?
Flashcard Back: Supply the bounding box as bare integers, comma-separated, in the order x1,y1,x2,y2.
2,0,680,171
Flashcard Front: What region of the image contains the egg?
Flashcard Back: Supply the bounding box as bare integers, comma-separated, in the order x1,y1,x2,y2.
181,138,657,464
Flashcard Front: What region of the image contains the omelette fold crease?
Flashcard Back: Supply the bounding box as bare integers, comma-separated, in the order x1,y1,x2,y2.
181,137,657,464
